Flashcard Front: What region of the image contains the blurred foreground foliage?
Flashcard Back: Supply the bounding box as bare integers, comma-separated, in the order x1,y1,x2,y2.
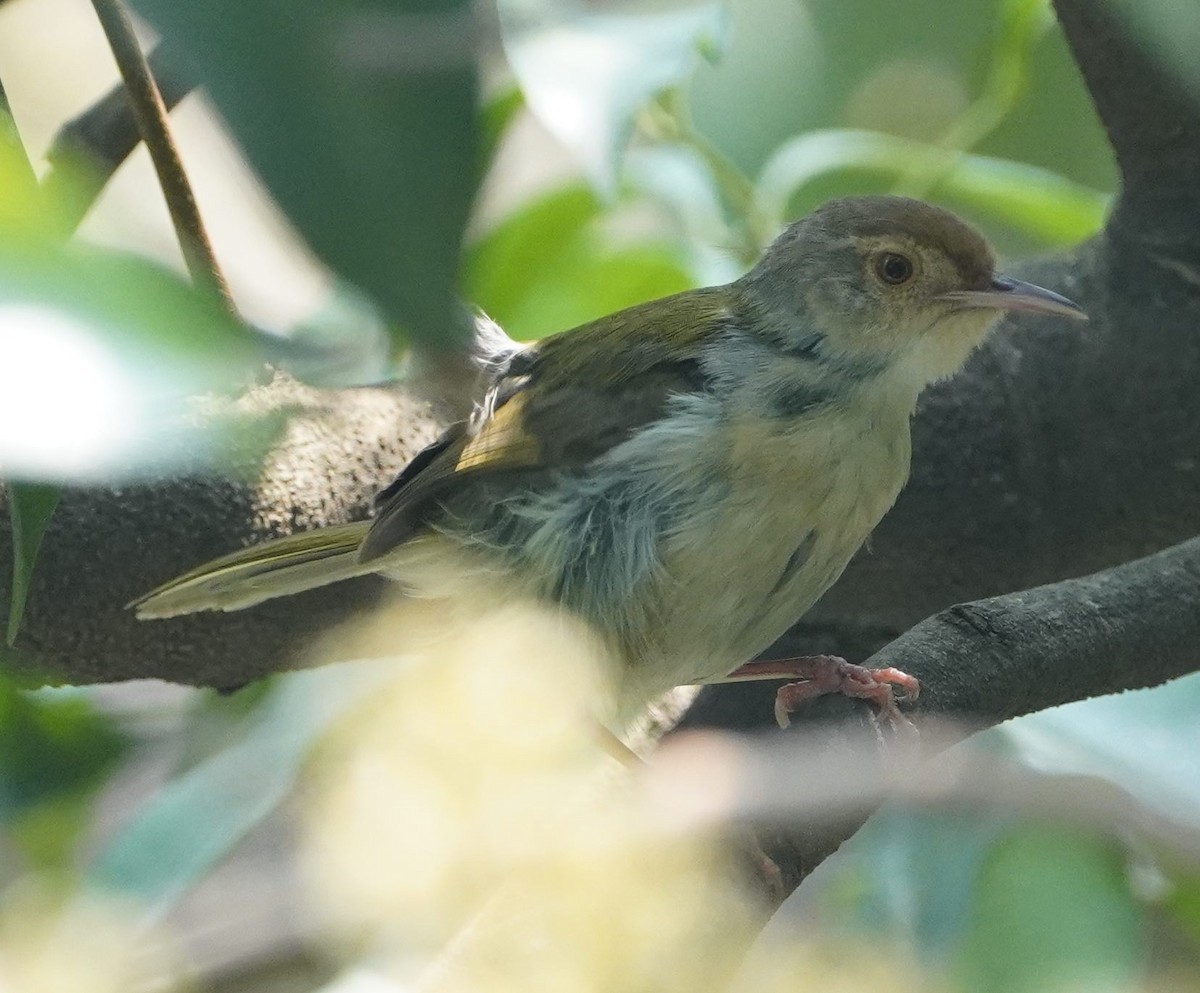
2,0,1198,990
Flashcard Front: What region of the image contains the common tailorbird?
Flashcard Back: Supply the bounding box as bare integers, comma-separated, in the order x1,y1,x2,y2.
133,196,1085,729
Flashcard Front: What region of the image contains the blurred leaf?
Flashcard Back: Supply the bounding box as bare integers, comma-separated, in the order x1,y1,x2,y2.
0,113,101,245
0,102,39,223
480,83,525,172
1002,672,1200,830
88,662,388,918
505,242,695,338
1165,874,1200,948
769,676,1200,979
9,791,97,870
172,681,275,774
959,825,1142,993
758,799,1012,968
129,0,479,353
0,240,263,482
465,185,601,326
624,144,744,283
933,0,1055,154
686,0,827,176
276,280,393,387
853,810,1011,955
466,182,697,339
0,682,127,826
500,0,727,194
756,128,1109,245
933,156,1109,245
688,0,1115,195
5,482,59,645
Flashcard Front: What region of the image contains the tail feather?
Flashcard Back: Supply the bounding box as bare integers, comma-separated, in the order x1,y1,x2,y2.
131,521,373,619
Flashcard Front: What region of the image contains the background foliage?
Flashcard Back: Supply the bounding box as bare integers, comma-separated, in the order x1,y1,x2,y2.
1,0,1197,991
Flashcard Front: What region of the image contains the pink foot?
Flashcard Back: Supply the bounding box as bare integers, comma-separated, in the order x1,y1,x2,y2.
724,655,919,729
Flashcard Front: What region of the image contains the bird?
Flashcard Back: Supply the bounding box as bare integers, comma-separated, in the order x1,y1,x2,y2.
132,196,1085,730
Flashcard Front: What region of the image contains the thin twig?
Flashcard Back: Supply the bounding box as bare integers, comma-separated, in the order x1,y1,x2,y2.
88,0,234,312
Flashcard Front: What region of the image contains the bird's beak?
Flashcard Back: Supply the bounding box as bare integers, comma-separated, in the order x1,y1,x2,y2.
939,275,1087,321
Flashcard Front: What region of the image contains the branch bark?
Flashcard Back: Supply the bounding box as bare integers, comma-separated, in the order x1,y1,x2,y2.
1,374,439,690
874,536,1200,725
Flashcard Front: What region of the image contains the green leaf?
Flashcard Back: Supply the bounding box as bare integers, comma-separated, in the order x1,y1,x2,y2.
465,185,602,327
0,239,263,482
5,482,59,645
499,0,728,194
1003,673,1200,831
505,242,695,339
0,682,127,825
88,662,388,917
465,182,697,339
1164,873,1200,949
755,128,1109,246
129,0,479,353
480,83,525,173
959,825,1142,993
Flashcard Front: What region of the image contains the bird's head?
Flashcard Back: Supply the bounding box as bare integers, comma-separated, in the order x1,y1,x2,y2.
737,195,1085,387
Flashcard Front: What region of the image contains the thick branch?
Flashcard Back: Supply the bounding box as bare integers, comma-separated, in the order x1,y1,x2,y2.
873,534,1200,723
1053,0,1200,236
683,535,1200,892
0,374,440,689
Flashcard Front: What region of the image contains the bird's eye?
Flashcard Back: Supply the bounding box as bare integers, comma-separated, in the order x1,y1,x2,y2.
875,252,914,286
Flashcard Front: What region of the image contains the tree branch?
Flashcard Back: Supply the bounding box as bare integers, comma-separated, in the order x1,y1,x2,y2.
1053,0,1200,238
0,374,440,689
680,534,1200,893
874,536,1200,724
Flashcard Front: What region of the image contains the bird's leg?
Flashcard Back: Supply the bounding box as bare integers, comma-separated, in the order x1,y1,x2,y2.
720,656,919,729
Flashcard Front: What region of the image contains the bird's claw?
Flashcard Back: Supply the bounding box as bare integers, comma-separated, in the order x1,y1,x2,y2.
772,656,919,731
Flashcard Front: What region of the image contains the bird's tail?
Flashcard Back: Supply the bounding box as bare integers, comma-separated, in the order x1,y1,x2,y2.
131,521,374,619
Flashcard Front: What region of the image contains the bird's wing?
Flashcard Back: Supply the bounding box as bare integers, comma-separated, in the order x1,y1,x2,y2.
359,288,732,562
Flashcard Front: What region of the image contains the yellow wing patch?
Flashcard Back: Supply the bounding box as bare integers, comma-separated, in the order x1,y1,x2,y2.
454,392,541,473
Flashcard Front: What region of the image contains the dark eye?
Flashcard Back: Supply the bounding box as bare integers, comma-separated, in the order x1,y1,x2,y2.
875,252,914,286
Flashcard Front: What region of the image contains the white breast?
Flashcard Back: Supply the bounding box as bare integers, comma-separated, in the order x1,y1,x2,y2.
614,396,913,716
